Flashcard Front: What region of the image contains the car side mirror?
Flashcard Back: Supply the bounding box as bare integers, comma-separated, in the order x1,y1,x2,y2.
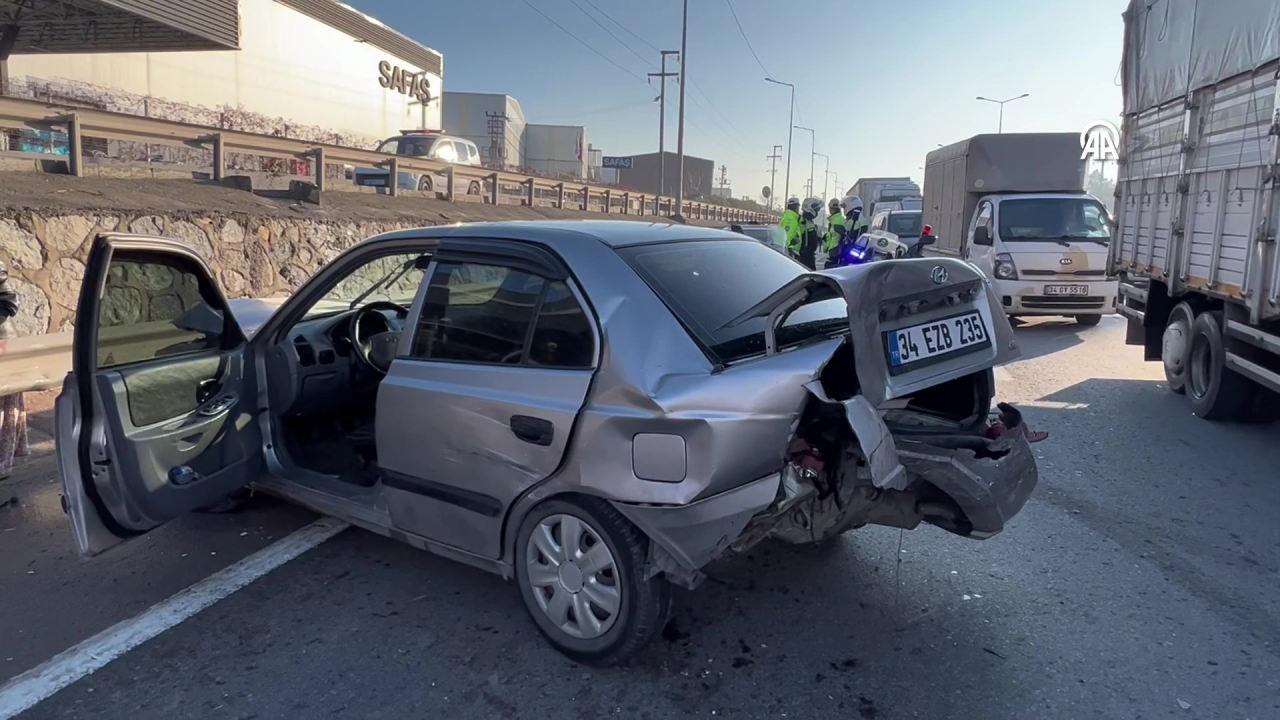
972,225,993,246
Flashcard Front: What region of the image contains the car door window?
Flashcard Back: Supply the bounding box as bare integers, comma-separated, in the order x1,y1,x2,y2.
412,262,544,364
375,139,399,154
432,141,458,163
96,252,226,368
528,281,594,368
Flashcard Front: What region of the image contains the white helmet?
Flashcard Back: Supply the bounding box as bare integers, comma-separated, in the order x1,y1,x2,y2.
843,194,863,213
802,197,823,216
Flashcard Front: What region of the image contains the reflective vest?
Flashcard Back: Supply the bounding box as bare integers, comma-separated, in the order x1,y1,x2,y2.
780,209,802,252
824,211,845,252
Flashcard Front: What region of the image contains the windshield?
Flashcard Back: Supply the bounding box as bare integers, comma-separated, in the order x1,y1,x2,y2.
620,239,846,364
998,198,1111,242
887,213,922,238
302,252,427,319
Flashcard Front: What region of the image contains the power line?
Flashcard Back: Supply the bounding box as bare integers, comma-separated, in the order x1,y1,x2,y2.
723,0,771,77
518,0,647,84
580,0,661,52
568,0,653,68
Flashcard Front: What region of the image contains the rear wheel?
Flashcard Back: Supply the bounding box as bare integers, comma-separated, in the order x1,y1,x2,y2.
1187,311,1253,420
1161,302,1196,394
1074,314,1103,327
417,175,433,192
468,180,482,196
515,497,671,666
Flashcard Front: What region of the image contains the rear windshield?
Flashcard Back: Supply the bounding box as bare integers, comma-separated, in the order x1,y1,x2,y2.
887,213,922,237
620,239,846,364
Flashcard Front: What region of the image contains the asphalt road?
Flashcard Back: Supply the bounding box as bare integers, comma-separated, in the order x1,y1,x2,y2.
3,315,1278,719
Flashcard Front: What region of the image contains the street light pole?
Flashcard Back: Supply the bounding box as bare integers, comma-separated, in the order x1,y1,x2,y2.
814,152,829,201
648,50,679,198
975,93,1029,133
794,125,814,198
675,0,689,219
765,77,795,203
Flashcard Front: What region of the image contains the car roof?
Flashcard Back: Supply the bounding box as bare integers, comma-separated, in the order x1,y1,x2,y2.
370,220,751,250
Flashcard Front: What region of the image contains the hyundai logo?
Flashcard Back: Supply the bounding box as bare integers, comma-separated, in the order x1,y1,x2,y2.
930,266,949,285
1060,258,1074,265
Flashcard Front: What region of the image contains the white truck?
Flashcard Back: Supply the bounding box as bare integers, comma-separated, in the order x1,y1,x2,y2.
1111,0,1280,421
923,133,1118,325
848,177,922,218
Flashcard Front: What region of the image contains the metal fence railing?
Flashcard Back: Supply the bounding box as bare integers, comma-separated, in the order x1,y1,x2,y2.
0,96,775,224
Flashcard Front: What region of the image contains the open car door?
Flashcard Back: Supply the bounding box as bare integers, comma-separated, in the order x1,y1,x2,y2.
57,234,263,555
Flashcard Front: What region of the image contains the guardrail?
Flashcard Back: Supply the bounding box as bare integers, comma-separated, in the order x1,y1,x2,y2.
0,331,71,396
0,96,775,224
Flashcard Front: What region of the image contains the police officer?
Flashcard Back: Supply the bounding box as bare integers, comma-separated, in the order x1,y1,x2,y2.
797,197,824,270
779,197,802,260
843,195,866,239
823,198,845,267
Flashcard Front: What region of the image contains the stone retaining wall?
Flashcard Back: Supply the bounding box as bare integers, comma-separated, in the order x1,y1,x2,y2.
0,212,426,337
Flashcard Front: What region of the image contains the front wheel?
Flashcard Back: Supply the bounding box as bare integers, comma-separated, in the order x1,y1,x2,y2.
1074,314,1103,327
515,497,671,666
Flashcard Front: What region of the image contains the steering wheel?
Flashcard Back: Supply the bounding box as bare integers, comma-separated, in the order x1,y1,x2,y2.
348,301,409,374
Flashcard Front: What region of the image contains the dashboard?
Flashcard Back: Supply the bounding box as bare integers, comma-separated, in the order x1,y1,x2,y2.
270,306,405,416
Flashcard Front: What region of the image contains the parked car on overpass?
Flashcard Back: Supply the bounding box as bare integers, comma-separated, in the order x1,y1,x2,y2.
352,132,485,197
59,221,1037,664
725,222,788,254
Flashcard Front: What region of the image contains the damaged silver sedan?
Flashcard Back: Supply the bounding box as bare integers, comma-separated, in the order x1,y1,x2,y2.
57,221,1035,665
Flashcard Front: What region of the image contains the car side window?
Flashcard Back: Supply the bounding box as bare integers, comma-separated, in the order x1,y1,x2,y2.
432,141,458,163
410,261,594,368
528,281,594,368
97,252,226,368
375,139,399,154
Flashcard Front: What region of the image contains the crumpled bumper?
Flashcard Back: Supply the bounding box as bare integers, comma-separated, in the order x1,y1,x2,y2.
896,431,1038,539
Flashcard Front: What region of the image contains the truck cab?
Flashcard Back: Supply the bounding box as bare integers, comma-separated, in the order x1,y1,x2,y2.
964,192,1117,324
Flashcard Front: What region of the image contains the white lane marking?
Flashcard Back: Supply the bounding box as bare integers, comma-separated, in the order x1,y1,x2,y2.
0,516,348,719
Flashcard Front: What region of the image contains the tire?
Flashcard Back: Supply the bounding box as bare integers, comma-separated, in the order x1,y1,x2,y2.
1186,311,1254,420
467,180,482,196
417,175,432,192
515,497,671,666
1074,314,1103,327
1161,302,1196,394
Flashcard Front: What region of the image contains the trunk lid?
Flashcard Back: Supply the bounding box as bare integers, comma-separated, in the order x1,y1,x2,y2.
725,257,1019,406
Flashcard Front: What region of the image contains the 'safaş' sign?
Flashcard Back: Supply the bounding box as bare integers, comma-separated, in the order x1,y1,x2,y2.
378,61,432,104
602,156,634,169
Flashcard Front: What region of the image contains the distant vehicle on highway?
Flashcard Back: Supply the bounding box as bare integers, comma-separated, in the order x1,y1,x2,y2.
59,222,1036,665
923,133,1117,326
352,132,484,197
725,222,788,254
848,177,921,218
865,209,926,259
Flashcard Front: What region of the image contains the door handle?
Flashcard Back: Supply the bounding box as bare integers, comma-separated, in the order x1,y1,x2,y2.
509,415,554,446
196,378,219,404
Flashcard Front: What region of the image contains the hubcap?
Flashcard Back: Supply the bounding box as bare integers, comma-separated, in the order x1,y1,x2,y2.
525,513,620,640
1162,320,1188,375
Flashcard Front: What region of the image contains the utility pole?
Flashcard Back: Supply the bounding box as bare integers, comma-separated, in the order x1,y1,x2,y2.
717,163,729,195
814,152,829,201
765,78,795,203
832,171,840,201
794,125,814,199
675,0,689,219
648,50,679,198
766,144,782,210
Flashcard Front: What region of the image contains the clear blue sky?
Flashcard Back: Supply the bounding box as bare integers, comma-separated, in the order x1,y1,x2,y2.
346,0,1126,202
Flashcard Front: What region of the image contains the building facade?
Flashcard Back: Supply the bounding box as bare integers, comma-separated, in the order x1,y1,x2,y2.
442,92,526,170
616,151,714,198
523,123,587,179
5,0,443,150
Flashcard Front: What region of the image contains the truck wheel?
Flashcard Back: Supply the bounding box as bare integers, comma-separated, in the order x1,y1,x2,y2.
1161,302,1196,394
417,175,432,192
1186,311,1253,420
1074,314,1103,327
515,497,671,666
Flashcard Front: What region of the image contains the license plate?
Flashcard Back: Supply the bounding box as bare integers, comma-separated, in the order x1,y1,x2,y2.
885,311,990,370
1044,284,1089,296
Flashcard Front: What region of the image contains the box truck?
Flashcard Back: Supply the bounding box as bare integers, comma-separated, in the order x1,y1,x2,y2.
1111,0,1280,421
847,177,921,218
923,133,1117,324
